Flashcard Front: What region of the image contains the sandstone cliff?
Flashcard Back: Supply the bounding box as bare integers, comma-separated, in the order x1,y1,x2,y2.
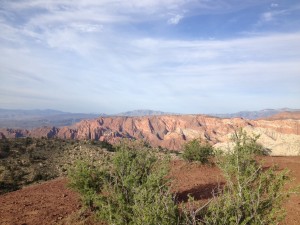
1,115,299,155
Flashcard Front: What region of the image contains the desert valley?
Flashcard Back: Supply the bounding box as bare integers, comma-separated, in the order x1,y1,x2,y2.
1,109,300,224
1,110,300,155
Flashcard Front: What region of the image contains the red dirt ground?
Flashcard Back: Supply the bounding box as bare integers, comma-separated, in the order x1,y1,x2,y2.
0,178,81,225
1,157,300,225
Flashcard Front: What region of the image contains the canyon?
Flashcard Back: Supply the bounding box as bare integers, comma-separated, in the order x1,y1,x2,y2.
1,114,300,156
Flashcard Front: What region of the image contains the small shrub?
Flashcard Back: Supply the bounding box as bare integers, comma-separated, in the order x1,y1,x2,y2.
25,137,33,147
0,181,19,194
98,140,115,152
182,139,214,163
0,139,10,153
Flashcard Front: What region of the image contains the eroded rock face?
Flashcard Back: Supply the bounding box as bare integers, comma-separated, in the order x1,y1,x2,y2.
0,128,30,138
1,115,300,155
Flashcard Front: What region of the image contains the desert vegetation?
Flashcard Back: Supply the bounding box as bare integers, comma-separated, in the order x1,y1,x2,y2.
68,140,179,225
181,138,214,163
0,131,296,224
196,130,292,224
0,137,113,194
68,130,294,224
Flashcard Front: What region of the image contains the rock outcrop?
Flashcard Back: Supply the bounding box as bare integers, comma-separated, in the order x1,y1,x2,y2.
1,115,300,155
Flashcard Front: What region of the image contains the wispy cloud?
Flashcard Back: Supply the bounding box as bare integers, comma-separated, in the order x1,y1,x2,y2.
2,29,299,112
260,10,287,22
257,2,300,27
271,3,279,8
168,14,184,25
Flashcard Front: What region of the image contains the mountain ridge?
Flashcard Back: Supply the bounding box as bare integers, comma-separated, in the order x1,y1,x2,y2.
212,108,300,119
0,108,103,129
113,109,176,117
1,114,299,156
1,108,299,129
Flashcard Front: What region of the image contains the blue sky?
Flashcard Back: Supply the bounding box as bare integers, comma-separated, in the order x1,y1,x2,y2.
0,0,300,114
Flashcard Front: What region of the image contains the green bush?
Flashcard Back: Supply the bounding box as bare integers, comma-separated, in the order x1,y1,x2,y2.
231,129,269,156
90,140,115,152
68,141,179,225
197,130,292,225
68,160,109,208
182,139,214,163
0,139,10,153
69,133,293,225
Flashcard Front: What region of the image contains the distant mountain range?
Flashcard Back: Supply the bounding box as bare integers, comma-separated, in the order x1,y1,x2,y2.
0,109,103,129
113,109,175,117
212,108,300,120
0,108,299,129
0,108,173,129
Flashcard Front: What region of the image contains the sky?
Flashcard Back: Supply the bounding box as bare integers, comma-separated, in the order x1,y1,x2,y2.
0,0,300,114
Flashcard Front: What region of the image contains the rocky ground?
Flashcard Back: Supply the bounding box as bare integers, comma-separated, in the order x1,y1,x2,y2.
0,156,300,225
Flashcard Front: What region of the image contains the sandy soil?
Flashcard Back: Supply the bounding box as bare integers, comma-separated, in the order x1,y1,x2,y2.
1,157,300,225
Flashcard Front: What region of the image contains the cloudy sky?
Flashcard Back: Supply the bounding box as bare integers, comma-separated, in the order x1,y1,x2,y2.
0,0,300,114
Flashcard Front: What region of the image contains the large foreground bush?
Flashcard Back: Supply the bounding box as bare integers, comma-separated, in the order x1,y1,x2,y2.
68,140,179,225
198,130,292,225
69,133,293,225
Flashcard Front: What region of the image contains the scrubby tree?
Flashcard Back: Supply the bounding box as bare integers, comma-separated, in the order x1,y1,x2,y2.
69,132,294,225
198,130,292,225
68,140,179,225
182,138,214,163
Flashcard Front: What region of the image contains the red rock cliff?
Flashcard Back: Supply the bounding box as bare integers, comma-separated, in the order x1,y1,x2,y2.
1,115,299,154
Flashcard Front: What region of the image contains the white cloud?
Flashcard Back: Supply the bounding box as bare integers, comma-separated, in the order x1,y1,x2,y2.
132,32,300,64
168,14,183,24
0,21,23,43
261,12,274,22
70,23,103,33
1,31,300,113
3,0,270,26
257,8,291,26
258,4,300,25
271,3,279,8
3,0,284,55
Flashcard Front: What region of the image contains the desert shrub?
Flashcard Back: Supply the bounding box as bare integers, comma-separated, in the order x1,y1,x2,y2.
25,137,33,147
115,139,151,152
231,129,268,156
69,133,292,225
68,142,179,225
0,139,11,159
182,139,214,163
0,181,19,194
68,160,109,208
32,172,49,182
0,139,10,153
196,130,292,225
96,140,115,152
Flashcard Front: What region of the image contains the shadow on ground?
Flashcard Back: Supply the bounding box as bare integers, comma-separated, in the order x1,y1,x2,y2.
176,182,225,203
